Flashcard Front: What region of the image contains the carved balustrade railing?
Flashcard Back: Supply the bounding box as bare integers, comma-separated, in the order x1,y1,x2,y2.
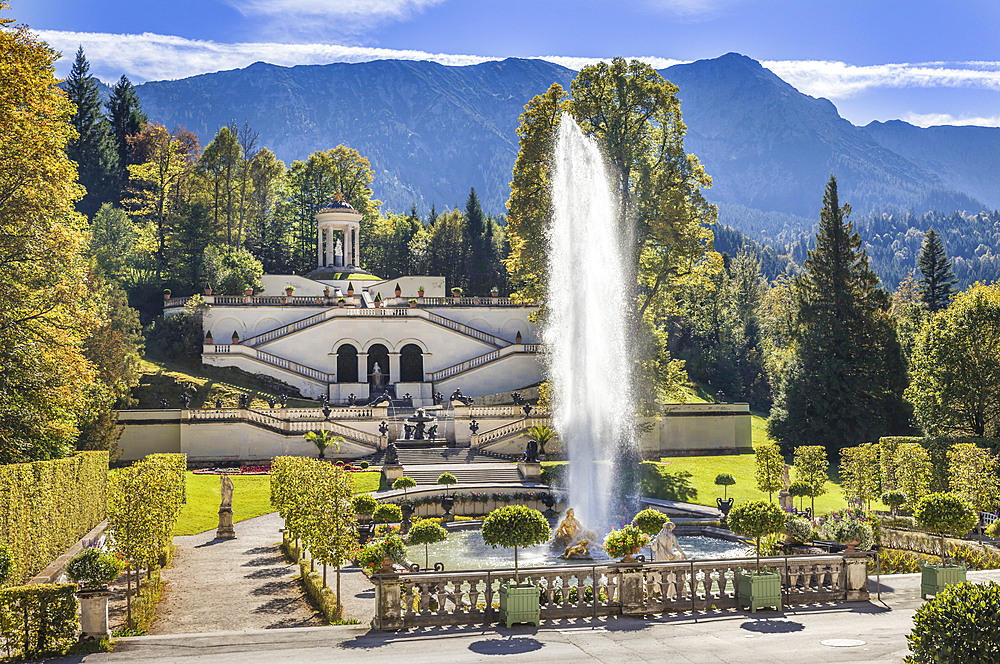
374,553,865,630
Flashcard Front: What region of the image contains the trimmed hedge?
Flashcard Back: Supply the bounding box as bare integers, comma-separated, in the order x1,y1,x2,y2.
298,559,341,623
0,452,109,587
906,582,1000,662
0,584,78,659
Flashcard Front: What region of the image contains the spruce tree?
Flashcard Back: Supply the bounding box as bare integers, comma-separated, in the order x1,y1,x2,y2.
767,176,909,453
65,47,118,217
917,229,956,313
106,75,147,198
463,187,488,294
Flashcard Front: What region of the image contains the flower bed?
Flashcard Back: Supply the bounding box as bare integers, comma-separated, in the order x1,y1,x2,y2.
193,465,272,475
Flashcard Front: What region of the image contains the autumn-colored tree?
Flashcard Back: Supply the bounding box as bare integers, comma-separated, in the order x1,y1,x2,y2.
0,5,109,461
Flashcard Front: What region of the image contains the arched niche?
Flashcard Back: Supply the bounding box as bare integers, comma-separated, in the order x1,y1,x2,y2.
336,344,358,384
367,343,390,387
400,343,424,383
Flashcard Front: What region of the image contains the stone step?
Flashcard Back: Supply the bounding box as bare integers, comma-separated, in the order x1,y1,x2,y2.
360,447,513,466
398,464,522,485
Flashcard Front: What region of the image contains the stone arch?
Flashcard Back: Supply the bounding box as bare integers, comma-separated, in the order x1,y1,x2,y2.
336,344,358,384
253,317,281,336
500,318,528,343
362,337,394,353
467,318,493,335
393,337,429,354
399,343,424,383
214,318,245,343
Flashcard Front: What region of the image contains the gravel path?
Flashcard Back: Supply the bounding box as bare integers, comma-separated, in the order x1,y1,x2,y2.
150,512,327,634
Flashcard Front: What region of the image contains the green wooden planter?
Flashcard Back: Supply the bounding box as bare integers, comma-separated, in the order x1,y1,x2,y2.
499,583,540,627
920,562,967,600
736,569,782,613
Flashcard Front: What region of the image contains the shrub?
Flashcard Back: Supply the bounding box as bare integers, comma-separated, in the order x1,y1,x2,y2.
831,520,875,550
540,464,567,487
727,500,786,572
202,245,263,296
714,473,736,499
373,503,402,524
144,309,204,365
913,492,978,562
784,516,812,543
0,584,79,658
788,480,811,510
65,548,125,590
987,520,1000,539
905,581,1000,663
950,544,1000,571
0,543,10,586
360,461,370,469
632,508,668,536
876,549,923,574
603,525,649,560
436,472,458,488
482,505,550,581
881,490,907,516
0,452,109,587
351,494,377,517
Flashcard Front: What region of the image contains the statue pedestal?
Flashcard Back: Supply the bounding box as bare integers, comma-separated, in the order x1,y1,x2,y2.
778,490,793,511
217,506,236,540
77,589,110,640
517,461,541,481
383,464,405,483
378,434,389,451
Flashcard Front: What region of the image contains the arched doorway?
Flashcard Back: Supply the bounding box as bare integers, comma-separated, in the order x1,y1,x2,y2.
336,344,357,383
367,343,390,388
400,344,424,382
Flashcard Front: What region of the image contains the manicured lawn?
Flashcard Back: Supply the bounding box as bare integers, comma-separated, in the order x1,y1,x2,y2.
173,470,382,536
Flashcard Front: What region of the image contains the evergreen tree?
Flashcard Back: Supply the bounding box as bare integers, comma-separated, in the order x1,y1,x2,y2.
917,229,956,313
463,187,489,294
105,74,147,197
767,176,909,453
65,47,118,217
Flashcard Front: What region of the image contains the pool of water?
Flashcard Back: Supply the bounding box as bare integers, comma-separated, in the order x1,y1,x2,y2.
406,530,749,571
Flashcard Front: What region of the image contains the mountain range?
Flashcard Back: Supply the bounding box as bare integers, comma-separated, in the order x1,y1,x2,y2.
133,53,1000,240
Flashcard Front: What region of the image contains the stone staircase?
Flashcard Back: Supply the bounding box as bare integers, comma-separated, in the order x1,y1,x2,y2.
359,446,523,484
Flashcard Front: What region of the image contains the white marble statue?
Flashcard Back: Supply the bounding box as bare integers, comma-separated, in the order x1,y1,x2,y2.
220,473,234,508
372,362,383,387
651,522,687,561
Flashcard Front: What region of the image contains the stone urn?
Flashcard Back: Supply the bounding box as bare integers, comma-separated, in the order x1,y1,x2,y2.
440,494,455,521
76,587,111,640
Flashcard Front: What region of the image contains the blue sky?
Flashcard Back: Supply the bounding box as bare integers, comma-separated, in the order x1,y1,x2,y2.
14,0,1000,127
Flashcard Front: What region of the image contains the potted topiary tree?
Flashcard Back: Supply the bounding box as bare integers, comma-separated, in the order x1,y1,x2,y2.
417,286,425,297
285,284,295,297
632,508,668,561
163,288,171,300
408,298,417,308
437,472,458,520
714,473,736,518
392,476,416,498
66,547,126,640
338,297,346,308
374,292,382,308
394,283,402,297
407,520,447,570
788,480,811,513
372,503,403,544
323,285,331,297
481,505,551,627
347,282,355,296
351,494,378,545
882,490,906,518
914,492,978,599
727,500,786,612
491,286,499,297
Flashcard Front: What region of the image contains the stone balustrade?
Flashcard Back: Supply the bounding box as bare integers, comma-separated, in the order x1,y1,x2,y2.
372,553,869,630
166,294,531,309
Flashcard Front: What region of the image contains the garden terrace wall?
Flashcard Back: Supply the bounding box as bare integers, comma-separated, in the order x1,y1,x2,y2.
0,452,109,587
374,553,868,629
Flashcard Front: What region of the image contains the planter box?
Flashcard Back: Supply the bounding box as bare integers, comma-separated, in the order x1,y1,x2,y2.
736,569,782,613
499,583,540,627
921,562,966,599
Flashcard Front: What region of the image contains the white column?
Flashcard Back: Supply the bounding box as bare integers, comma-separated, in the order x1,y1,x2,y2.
388,353,401,386
344,225,353,267
353,226,360,267
357,353,368,384
317,225,323,267
326,226,334,267
341,226,349,267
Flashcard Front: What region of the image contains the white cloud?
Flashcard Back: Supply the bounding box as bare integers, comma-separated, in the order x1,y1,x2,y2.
224,0,447,29
903,112,1000,128
762,59,1000,99
38,30,687,83
640,0,737,16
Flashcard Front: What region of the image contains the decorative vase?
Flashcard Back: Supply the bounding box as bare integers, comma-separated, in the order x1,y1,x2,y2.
409,302,416,308
285,289,294,297
244,288,253,296
76,588,111,640
620,552,637,564
374,301,381,309
418,289,424,297
844,540,860,553
491,289,499,297
348,288,354,296
204,287,212,296
395,289,402,297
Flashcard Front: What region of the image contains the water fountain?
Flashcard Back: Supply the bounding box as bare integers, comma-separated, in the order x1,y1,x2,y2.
544,113,637,546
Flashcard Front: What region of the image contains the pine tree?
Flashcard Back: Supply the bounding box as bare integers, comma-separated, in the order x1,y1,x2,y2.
463,187,489,294
105,74,147,198
917,229,956,313
65,46,118,217
767,176,909,453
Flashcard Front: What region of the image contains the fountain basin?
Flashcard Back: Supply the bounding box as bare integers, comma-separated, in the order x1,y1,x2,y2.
406,528,747,571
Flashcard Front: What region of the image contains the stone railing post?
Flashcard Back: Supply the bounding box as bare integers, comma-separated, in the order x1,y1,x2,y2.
470,432,481,448
374,574,405,631
843,552,870,601
618,564,647,616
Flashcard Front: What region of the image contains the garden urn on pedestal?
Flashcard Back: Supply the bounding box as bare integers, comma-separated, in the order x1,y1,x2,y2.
66,548,125,641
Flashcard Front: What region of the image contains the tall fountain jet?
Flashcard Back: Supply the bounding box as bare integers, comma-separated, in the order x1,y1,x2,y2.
545,113,635,536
